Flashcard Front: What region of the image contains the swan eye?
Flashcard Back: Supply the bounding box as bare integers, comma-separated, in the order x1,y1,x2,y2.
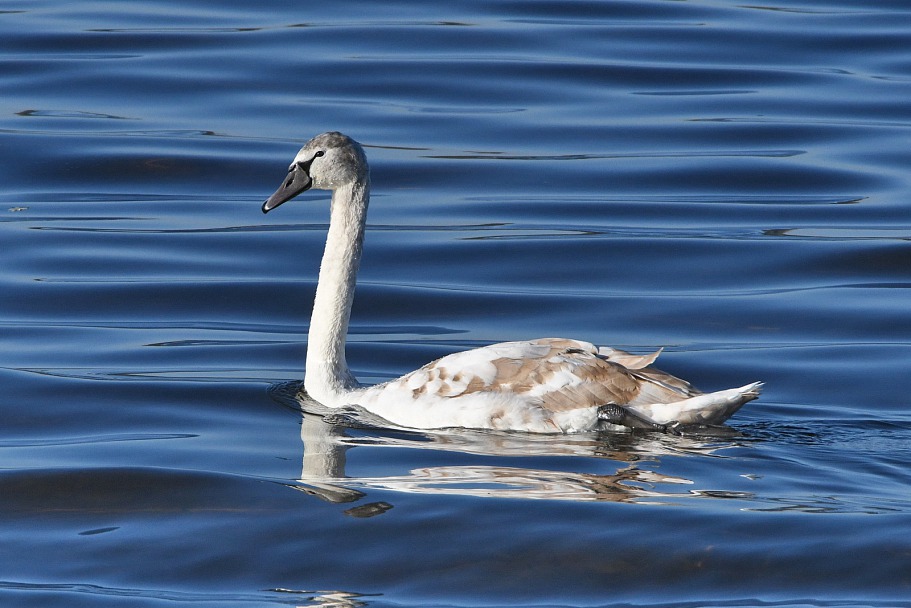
287,151,324,184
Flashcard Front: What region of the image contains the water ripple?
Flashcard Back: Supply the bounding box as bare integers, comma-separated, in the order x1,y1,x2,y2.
3,0,911,604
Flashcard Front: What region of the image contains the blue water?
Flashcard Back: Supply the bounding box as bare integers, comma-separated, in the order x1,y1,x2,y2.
2,1,911,606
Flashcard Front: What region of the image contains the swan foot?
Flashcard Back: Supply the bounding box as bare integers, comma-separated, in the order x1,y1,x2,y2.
597,404,676,433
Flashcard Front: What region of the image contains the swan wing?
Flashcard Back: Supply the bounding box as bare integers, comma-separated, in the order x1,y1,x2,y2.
385,338,692,413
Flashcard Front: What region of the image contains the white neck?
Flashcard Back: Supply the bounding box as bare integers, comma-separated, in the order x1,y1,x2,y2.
304,178,369,405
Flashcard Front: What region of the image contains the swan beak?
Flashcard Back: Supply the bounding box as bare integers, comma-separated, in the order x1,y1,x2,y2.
262,163,313,213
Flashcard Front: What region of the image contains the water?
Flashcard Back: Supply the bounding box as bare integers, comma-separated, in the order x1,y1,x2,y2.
2,1,911,606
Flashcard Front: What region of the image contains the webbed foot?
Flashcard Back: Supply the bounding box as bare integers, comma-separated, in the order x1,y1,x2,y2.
598,404,675,433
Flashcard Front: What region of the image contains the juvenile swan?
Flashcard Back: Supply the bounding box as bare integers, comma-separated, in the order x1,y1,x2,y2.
263,132,761,433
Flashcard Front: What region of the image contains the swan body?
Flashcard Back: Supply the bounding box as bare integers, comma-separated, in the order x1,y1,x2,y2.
263,131,761,433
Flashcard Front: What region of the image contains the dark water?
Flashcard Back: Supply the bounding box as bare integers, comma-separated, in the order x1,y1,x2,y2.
2,1,911,606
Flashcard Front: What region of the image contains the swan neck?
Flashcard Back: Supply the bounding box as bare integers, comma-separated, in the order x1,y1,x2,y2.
305,178,369,405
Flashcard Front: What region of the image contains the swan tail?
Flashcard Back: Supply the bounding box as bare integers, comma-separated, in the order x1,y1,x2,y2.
628,381,763,426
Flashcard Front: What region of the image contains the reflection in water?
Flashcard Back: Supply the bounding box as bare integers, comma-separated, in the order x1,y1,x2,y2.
0,581,372,608
285,388,746,511
296,414,365,505
271,589,372,608
303,591,371,608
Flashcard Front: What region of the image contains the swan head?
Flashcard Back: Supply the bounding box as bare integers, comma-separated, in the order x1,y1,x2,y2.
262,131,368,213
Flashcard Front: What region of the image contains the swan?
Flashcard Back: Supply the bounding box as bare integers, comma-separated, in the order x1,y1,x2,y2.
262,131,761,433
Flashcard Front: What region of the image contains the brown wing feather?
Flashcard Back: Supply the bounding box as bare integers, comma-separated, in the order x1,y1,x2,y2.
389,337,698,415
458,338,644,413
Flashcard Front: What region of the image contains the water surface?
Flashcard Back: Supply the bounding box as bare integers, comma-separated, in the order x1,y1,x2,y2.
2,1,911,606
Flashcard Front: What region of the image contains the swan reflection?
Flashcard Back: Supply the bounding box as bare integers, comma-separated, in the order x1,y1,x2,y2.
270,588,372,608
280,385,746,511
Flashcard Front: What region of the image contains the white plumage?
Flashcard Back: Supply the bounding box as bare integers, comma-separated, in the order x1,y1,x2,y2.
263,132,761,433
